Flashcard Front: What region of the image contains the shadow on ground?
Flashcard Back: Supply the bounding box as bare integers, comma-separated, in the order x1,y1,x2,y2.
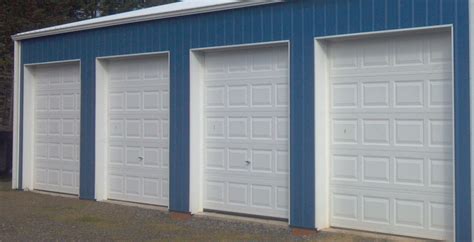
0,178,432,241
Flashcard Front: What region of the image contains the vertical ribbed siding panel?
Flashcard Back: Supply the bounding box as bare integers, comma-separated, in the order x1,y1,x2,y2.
373,0,386,30
262,8,272,42
169,17,184,211
400,0,414,28
216,12,226,46
17,0,470,236
251,8,261,43
281,3,291,41
225,11,235,44
243,9,253,43
454,0,471,240
442,0,455,24
336,0,349,34
387,0,399,29
361,0,374,32
198,16,206,47
300,0,316,228
174,18,185,212
348,0,361,33
183,17,193,210
290,1,302,227
41,37,47,61
289,1,317,228
413,0,427,27
181,17,192,212
143,22,152,53
81,31,96,199
272,5,283,40
325,1,337,36
428,0,441,25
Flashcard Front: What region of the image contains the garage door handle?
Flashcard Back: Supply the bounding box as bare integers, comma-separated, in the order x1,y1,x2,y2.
138,156,144,161
245,160,251,165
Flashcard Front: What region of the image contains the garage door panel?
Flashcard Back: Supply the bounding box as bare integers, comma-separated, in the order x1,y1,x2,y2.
108,58,168,81
106,55,169,206
108,83,168,92
205,48,287,76
331,153,453,190
331,77,452,110
35,134,80,144
108,167,168,177
331,117,452,149
330,181,453,195
330,34,451,78
108,92,168,111
206,171,288,182
330,190,453,234
204,140,287,147
206,148,288,175
107,176,169,204
204,73,288,82
108,113,168,121
328,32,453,240
205,115,288,141
108,139,168,146
330,61,451,76
204,179,288,217
331,107,453,115
204,85,288,109
203,46,289,219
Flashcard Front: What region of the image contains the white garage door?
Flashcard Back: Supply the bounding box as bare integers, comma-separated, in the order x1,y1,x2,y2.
328,31,453,240
106,55,169,206
33,62,81,195
203,46,289,218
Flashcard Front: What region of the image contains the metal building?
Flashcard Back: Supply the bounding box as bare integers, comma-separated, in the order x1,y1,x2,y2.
10,0,474,240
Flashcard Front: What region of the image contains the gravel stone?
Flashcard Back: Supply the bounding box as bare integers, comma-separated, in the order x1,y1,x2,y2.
0,177,431,242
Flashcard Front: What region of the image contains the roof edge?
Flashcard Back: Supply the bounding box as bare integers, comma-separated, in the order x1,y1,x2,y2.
12,1,281,41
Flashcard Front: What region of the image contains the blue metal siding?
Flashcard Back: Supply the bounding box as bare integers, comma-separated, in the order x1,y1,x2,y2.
18,0,470,239
454,0,471,239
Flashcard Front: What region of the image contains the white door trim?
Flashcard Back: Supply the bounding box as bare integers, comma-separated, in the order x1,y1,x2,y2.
314,25,455,241
21,59,81,193
94,51,170,202
189,40,291,220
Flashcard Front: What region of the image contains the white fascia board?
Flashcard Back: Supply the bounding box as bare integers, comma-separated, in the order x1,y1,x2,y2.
12,1,281,41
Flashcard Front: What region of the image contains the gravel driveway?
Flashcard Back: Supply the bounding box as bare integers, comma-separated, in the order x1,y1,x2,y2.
0,177,430,241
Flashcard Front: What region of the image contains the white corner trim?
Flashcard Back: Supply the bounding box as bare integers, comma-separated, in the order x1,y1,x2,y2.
22,66,35,191
12,1,281,41
314,39,329,229
12,41,21,189
95,59,108,201
189,50,205,214
469,0,474,239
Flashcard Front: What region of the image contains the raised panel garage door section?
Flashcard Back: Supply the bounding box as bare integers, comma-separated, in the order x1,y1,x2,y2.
106,55,169,206
203,45,289,219
328,31,454,240
33,62,81,195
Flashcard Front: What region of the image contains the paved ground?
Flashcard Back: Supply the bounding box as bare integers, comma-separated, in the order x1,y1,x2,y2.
0,177,432,241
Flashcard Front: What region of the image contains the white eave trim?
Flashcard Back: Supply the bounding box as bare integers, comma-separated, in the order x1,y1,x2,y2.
12,1,280,41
